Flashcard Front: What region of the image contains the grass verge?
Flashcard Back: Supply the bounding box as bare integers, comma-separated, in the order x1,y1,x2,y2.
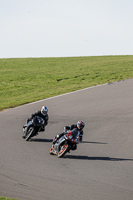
0,197,18,200
0,55,133,111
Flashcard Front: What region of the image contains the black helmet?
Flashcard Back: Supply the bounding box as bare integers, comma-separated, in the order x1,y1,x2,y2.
77,121,85,130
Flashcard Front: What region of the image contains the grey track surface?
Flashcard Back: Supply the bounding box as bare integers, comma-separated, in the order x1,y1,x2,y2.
0,79,133,200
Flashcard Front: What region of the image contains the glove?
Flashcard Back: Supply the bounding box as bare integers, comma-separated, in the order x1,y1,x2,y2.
64,127,67,133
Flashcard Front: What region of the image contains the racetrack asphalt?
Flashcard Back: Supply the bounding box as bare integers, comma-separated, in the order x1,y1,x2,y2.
0,79,133,200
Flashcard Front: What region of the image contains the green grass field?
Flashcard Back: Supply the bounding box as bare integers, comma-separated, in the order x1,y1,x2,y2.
0,55,133,111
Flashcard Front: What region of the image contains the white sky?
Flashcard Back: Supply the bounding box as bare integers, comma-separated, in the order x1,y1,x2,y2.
0,0,133,58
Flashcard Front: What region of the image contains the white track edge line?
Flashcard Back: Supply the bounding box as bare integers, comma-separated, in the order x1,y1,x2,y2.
10,83,109,110
2,79,128,112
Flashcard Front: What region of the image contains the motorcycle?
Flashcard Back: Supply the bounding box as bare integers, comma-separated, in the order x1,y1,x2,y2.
49,131,80,158
22,116,44,141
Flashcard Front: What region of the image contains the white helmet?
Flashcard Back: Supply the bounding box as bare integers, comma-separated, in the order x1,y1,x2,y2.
41,106,48,116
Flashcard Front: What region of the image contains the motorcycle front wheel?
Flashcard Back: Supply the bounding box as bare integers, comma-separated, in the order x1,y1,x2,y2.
58,144,70,158
25,127,34,141
49,146,55,155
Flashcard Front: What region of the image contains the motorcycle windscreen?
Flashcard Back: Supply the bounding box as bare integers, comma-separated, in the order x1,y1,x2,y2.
71,128,80,138
33,116,44,126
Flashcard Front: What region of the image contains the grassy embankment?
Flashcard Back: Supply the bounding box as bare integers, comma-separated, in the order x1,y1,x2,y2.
0,55,133,111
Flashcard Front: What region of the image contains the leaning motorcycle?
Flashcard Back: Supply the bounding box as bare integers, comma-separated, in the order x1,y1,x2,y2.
22,116,44,141
49,131,80,158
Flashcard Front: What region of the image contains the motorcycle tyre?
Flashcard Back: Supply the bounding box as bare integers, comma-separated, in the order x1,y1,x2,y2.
25,127,34,141
49,147,55,155
58,144,70,158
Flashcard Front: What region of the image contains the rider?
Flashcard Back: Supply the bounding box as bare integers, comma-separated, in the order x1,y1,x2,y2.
52,121,85,149
22,106,49,138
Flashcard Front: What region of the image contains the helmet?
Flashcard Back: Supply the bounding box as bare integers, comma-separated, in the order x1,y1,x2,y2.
41,106,48,116
77,121,85,130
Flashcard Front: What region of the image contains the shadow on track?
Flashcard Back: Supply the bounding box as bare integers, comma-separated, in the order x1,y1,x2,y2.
82,141,108,144
65,155,133,161
31,138,53,143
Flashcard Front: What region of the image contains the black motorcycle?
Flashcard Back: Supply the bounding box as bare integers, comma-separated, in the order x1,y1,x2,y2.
22,116,44,141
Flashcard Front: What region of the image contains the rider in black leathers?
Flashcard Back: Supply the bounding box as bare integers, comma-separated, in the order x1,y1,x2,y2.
52,121,85,150
22,106,49,138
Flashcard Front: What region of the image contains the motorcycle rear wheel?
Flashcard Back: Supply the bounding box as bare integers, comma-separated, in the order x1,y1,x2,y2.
58,144,69,158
